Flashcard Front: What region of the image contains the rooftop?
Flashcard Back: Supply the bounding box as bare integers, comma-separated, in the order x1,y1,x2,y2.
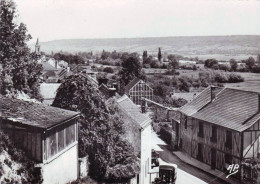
0,95,80,130
116,95,151,129
179,86,260,132
124,77,140,94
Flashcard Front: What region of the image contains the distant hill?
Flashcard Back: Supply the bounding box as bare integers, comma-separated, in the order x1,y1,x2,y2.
34,35,260,61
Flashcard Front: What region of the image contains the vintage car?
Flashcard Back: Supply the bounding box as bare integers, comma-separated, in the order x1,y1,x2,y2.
153,159,177,184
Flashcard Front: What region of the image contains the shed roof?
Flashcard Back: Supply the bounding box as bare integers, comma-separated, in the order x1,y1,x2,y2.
124,77,140,94
116,95,151,129
0,95,80,130
180,87,260,132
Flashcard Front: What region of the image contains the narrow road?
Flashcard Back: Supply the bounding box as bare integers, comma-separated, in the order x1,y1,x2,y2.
151,131,230,184
157,145,229,184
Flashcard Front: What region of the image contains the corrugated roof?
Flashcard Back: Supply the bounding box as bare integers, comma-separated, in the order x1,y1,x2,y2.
116,95,151,129
0,95,80,129
190,88,260,132
124,77,140,94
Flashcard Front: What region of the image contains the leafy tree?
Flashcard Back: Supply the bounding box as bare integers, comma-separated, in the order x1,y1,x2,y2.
0,0,42,100
119,55,145,88
142,50,148,62
101,50,111,60
167,59,179,75
204,59,218,68
143,56,152,65
158,47,162,62
245,56,256,71
52,75,139,182
229,59,238,71
103,67,114,73
111,50,119,60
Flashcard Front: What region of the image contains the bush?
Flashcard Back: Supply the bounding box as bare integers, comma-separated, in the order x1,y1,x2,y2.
228,73,244,83
160,127,172,144
0,131,42,183
103,67,114,73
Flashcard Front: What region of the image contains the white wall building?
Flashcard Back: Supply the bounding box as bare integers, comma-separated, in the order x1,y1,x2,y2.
116,95,152,184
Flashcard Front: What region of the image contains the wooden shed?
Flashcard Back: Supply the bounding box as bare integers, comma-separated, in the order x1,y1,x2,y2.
173,86,260,179
0,95,80,184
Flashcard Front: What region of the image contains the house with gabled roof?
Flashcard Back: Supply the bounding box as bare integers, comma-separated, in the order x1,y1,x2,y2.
173,86,260,179
124,77,153,105
116,95,152,184
0,95,81,184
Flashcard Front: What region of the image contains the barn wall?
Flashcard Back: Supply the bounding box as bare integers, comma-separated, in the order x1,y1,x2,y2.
180,113,241,172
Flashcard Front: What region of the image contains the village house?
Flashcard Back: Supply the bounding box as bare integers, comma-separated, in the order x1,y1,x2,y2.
124,77,153,105
116,95,152,184
0,95,81,184
172,86,260,179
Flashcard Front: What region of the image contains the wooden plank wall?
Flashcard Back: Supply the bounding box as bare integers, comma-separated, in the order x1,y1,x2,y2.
180,113,241,172
1,124,42,162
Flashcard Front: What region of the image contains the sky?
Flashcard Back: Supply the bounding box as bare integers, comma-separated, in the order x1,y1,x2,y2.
14,0,260,43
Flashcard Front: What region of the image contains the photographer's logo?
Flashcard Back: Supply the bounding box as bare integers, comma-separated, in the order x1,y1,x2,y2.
226,164,239,178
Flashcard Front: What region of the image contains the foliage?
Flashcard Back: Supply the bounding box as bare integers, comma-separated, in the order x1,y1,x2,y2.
119,55,145,90
158,47,162,62
0,0,42,100
103,67,114,73
160,127,172,144
245,57,255,71
0,130,42,183
142,50,148,62
167,59,179,74
52,75,139,182
53,52,85,64
204,59,218,68
229,59,238,71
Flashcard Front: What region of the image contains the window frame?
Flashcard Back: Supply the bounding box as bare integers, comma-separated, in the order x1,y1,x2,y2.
210,125,217,143
198,121,204,138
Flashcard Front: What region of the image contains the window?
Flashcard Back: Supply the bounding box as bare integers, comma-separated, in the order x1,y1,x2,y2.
198,121,204,138
48,132,57,158
58,129,65,151
225,130,232,149
66,124,76,146
211,126,217,143
46,123,77,160
225,154,232,165
184,116,187,129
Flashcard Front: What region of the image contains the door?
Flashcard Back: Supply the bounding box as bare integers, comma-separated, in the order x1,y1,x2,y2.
211,148,216,169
